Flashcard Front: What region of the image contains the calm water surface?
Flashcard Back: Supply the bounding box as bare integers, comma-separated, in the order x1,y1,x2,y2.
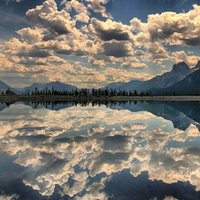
0,101,200,200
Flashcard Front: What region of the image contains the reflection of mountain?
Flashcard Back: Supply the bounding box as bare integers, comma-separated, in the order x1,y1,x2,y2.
24,101,74,110
166,102,200,125
109,101,200,131
137,102,194,131
1,100,200,131
108,101,144,112
0,103,8,112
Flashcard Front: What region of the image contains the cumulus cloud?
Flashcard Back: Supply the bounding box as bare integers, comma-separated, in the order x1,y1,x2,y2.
16,27,44,44
26,0,75,37
171,51,200,67
0,194,20,200
103,40,133,57
64,0,90,23
86,0,110,18
121,60,147,69
147,42,169,64
103,67,151,84
147,4,200,46
5,38,53,58
91,18,131,41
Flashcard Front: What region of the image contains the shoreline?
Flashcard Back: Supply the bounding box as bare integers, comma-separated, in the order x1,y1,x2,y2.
1,95,200,102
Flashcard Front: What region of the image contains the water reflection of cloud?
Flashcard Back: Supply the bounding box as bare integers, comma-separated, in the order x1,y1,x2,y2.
0,103,200,198
0,194,20,200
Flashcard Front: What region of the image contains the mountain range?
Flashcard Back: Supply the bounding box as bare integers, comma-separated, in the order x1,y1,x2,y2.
0,80,21,94
0,60,200,95
22,81,77,94
108,61,197,93
0,81,78,94
103,60,200,95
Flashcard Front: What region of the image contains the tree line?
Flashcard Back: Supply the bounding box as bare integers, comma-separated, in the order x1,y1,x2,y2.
23,87,153,96
1,87,153,96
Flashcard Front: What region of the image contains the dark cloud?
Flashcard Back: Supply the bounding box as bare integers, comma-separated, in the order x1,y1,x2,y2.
91,152,130,168
17,48,52,57
103,135,131,152
97,28,130,41
55,49,86,56
149,22,189,42
91,18,131,41
54,136,85,144
103,40,132,57
147,5,200,47
15,134,50,144
181,37,200,46
183,146,200,156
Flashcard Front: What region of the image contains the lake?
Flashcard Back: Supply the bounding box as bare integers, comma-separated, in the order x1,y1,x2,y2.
0,101,200,200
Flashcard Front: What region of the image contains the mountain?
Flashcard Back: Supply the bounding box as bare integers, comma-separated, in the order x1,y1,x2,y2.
22,81,77,93
45,81,77,91
136,62,192,92
155,67,200,95
116,80,144,91
23,83,46,93
104,61,192,93
103,82,125,90
195,60,200,69
0,80,21,94
104,80,144,91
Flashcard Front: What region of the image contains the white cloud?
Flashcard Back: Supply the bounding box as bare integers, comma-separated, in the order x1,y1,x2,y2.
26,0,75,37
86,0,110,18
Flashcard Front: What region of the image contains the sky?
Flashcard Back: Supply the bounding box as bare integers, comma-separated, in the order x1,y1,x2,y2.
0,0,200,88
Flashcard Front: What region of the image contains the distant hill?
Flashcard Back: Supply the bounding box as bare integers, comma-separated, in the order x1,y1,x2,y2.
23,83,46,93
22,81,77,93
102,82,125,90
0,80,21,94
45,81,77,91
116,80,144,91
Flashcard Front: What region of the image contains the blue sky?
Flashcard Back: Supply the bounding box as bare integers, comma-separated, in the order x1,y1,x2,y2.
0,0,200,88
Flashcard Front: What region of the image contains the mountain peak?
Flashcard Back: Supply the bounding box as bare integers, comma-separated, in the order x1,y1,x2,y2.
171,62,190,73
195,60,200,69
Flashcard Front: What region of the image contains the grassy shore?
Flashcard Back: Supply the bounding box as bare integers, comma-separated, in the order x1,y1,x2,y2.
1,94,200,102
